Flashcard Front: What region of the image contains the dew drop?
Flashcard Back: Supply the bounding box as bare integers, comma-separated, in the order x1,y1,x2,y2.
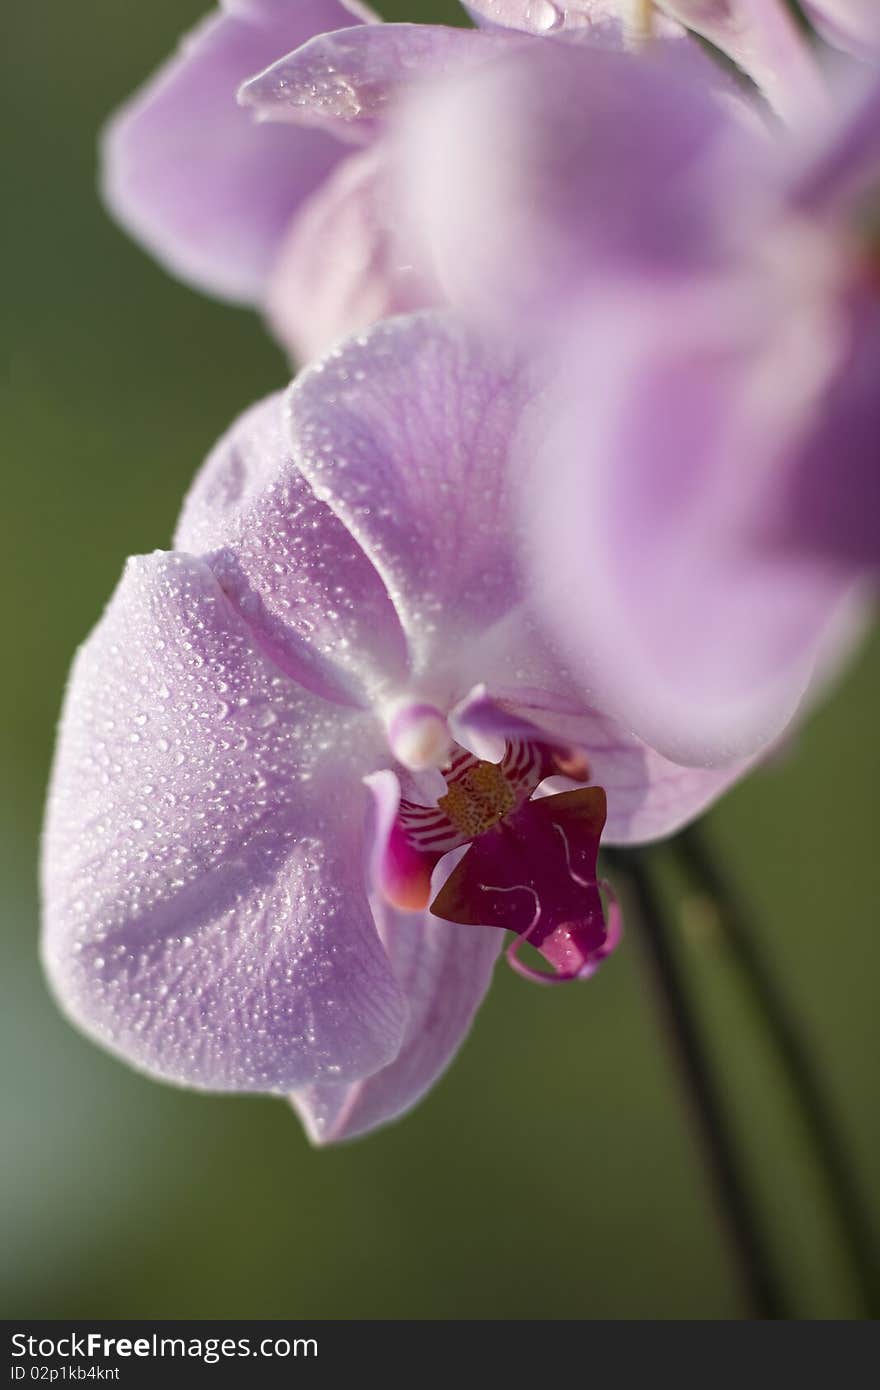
525,0,563,31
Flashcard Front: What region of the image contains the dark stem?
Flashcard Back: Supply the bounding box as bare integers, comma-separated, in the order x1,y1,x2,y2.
781,0,818,38
675,825,880,1319
605,847,789,1320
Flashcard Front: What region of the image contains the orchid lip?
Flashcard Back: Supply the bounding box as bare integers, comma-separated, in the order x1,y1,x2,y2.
376,726,620,984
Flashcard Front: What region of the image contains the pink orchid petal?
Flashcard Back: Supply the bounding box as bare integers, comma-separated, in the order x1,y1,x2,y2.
519,294,860,767
397,39,753,342
803,0,880,57
175,392,409,705
284,311,534,676
393,36,876,770
266,146,440,363
290,906,500,1141
790,68,880,214
101,0,369,302
239,22,509,140
290,769,500,1142
773,300,880,571
41,550,406,1092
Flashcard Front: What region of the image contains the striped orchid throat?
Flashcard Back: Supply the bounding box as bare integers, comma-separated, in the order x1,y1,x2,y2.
375,701,620,984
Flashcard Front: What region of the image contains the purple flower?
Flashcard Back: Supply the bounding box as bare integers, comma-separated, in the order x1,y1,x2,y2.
102,2,362,304
102,2,437,359
41,313,741,1142
102,2,746,359
102,2,537,359
395,39,879,767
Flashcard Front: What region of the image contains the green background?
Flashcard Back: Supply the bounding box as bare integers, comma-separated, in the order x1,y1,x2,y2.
2,1,877,1320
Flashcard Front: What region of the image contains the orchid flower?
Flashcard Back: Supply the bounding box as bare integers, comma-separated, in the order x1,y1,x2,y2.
390,37,878,768
103,0,765,361
41,312,743,1142
102,0,449,360
102,1,549,360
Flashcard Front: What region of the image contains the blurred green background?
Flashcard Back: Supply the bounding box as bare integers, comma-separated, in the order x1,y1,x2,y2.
2,1,877,1321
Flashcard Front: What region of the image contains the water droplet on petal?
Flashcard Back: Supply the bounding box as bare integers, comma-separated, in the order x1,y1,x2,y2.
525,0,562,31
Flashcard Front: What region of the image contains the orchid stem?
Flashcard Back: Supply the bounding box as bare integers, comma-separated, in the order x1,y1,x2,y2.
674,824,880,1319
605,847,789,1319
781,1,817,38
